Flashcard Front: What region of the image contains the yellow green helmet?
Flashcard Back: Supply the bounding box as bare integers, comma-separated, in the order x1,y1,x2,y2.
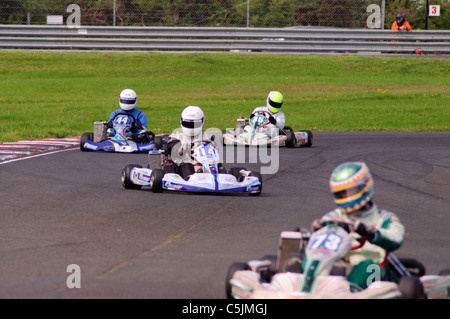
329,162,374,214
266,91,283,114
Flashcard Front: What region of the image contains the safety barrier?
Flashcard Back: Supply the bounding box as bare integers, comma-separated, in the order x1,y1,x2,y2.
1,25,449,55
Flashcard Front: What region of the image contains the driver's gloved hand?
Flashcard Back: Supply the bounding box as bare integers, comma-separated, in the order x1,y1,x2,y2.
107,120,113,128
310,218,324,232
354,221,376,241
269,115,276,124
135,119,143,129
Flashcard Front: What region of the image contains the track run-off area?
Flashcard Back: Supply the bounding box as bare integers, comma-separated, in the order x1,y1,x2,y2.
0,131,449,299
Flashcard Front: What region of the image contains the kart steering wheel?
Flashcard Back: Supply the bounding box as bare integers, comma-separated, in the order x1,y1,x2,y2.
111,112,137,125
110,113,144,133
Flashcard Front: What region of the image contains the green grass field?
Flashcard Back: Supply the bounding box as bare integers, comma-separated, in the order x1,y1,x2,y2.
0,50,448,142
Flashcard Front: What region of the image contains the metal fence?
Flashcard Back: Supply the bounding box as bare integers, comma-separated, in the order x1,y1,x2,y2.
1,25,449,56
1,0,391,29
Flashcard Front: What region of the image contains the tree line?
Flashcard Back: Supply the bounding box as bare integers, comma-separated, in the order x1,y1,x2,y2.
0,0,448,29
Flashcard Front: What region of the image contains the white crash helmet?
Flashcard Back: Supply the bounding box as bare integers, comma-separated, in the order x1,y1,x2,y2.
266,91,283,114
181,106,204,137
119,89,137,111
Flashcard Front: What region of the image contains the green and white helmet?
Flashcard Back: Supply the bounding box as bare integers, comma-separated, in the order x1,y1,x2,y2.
266,91,283,114
329,162,374,214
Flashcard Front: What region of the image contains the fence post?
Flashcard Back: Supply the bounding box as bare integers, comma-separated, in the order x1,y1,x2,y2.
113,0,116,27
247,0,250,27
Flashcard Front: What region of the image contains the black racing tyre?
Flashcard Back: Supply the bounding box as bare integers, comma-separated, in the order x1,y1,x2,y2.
151,168,164,193
438,269,450,276
122,164,143,190
399,276,425,299
249,171,262,196
228,167,247,182
301,130,313,147
80,132,93,151
399,258,426,277
285,131,296,148
225,262,250,299
154,135,163,150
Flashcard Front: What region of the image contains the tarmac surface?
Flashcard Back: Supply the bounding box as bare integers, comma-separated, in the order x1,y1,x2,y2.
0,131,449,299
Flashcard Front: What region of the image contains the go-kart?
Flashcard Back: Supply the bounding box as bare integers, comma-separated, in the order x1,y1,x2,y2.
80,113,164,152
121,140,262,195
223,112,313,148
226,218,450,299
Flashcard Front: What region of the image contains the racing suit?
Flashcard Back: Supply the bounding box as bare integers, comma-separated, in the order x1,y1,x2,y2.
318,204,405,289
109,108,148,137
249,106,286,138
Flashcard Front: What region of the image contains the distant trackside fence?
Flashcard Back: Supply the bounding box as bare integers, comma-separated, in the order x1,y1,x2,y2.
1,25,449,56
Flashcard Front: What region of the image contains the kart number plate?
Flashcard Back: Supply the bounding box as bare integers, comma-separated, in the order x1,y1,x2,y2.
308,232,343,252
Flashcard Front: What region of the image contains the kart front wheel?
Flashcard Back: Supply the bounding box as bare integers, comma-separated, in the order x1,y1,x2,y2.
399,257,426,277
80,132,93,151
249,171,262,196
151,168,164,193
399,276,425,299
122,164,143,190
228,167,247,182
225,262,250,299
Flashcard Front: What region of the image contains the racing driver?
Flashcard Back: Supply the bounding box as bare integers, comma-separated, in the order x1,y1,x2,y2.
108,89,150,143
165,105,226,179
311,162,406,290
248,91,286,138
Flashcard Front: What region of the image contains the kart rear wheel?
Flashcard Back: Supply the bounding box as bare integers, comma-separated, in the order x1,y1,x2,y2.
285,131,296,148
154,135,163,150
122,164,143,190
438,269,450,276
151,168,164,193
249,171,262,196
80,132,93,151
225,262,250,299
399,276,425,299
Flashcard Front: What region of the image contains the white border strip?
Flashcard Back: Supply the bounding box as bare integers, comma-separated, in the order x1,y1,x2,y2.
0,147,77,165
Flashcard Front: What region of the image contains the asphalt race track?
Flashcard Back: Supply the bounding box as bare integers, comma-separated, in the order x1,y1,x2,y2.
0,131,449,299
